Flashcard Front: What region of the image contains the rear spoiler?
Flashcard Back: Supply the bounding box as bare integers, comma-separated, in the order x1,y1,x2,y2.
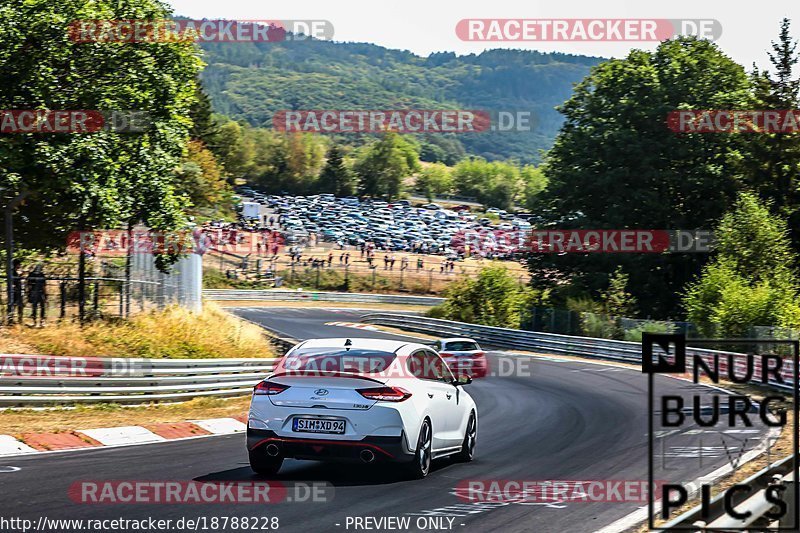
269,371,385,385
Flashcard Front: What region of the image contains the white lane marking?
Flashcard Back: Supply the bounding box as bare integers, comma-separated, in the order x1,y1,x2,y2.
189,417,246,434
570,367,626,373
0,435,36,456
661,446,727,458
78,426,165,446
0,466,20,472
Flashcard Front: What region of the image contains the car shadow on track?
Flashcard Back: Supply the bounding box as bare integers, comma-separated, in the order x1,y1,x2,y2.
194,458,459,487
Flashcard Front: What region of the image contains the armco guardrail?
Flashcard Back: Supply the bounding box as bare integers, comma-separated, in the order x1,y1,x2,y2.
204,289,444,306
359,314,796,391
0,356,281,406
661,455,796,530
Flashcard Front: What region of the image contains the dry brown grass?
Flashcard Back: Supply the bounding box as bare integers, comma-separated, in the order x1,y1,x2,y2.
3,302,274,359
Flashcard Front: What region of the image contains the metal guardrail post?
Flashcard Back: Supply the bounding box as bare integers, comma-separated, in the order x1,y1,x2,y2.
59,281,66,319
92,281,99,314
780,474,797,529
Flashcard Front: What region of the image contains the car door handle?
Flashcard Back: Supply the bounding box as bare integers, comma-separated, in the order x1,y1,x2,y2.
427,393,434,398
446,393,452,399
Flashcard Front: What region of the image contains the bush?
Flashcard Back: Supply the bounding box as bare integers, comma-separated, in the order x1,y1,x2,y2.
578,313,617,339
427,264,538,328
623,321,676,342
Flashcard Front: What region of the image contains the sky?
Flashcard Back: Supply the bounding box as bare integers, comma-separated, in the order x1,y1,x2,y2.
166,0,798,70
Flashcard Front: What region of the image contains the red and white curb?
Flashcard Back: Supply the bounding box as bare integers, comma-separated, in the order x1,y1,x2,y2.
0,416,247,457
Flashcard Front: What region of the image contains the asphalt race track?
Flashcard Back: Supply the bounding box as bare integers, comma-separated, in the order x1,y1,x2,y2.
0,307,773,533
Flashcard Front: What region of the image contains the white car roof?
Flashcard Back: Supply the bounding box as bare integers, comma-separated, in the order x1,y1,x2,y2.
438,337,479,344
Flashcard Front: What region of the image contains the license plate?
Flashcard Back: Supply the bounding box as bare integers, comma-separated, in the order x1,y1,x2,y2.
292,418,346,434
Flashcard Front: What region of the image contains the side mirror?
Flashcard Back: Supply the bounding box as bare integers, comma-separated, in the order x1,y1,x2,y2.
454,374,472,386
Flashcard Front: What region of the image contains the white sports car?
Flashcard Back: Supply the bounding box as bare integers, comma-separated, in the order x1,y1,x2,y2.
247,337,478,478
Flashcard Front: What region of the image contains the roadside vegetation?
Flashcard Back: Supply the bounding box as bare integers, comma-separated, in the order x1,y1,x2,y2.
427,265,540,328
525,20,800,337
0,303,273,359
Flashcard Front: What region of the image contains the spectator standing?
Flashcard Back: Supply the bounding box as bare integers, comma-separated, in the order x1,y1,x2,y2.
27,264,47,327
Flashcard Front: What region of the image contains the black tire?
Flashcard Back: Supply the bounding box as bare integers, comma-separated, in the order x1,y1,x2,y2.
455,412,476,462
249,449,283,476
405,419,432,479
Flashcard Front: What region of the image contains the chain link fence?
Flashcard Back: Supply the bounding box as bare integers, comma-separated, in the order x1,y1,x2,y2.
523,307,697,341
0,252,201,325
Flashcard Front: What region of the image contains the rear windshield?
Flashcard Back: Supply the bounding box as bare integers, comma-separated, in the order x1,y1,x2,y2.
281,348,397,374
443,341,479,352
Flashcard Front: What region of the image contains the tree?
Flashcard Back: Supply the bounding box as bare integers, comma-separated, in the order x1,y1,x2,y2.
0,0,202,251
317,145,354,196
744,19,800,250
521,165,548,210
452,158,524,210
177,141,232,211
684,193,800,337
531,37,754,318
354,133,420,200
415,163,453,201
602,267,637,317
211,120,251,181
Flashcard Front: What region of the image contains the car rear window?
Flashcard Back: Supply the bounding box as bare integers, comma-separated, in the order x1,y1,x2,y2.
280,348,397,374
443,341,479,352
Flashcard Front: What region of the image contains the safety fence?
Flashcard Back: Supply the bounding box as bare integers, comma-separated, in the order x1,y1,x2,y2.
662,455,796,530
1,252,202,324
203,289,444,307
205,249,528,293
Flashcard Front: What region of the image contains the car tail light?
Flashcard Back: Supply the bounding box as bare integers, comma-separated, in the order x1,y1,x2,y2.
472,351,486,358
439,352,452,357
356,386,411,402
254,381,290,395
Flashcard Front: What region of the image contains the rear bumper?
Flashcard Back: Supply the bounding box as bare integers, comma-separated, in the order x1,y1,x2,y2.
446,359,488,378
247,428,415,463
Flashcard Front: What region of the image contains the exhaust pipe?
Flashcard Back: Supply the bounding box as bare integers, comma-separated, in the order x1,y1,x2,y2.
265,443,280,457
360,449,375,463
